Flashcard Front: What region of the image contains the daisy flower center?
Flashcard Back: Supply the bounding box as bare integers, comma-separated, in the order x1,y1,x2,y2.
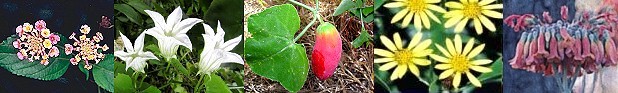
462,3,481,18
450,54,470,72
407,0,427,12
394,49,414,65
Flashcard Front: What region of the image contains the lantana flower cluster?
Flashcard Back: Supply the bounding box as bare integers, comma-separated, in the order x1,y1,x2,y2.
65,25,109,70
12,20,61,65
506,6,618,77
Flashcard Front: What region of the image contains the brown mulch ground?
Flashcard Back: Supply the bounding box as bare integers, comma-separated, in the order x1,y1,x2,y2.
243,0,374,92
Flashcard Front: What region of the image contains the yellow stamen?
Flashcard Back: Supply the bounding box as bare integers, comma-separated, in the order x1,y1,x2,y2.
407,0,426,12
394,49,414,65
450,54,470,72
462,3,481,18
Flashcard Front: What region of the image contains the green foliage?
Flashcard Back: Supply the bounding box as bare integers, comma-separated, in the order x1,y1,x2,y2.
334,0,374,48
93,54,115,92
245,4,309,92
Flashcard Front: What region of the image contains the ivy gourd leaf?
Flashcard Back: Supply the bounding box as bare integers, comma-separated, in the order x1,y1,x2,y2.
245,4,308,92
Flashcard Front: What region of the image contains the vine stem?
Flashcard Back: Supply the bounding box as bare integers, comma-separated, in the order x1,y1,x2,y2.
288,0,323,43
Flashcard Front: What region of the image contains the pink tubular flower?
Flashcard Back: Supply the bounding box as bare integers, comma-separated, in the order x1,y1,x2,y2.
35,20,46,31
65,44,73,55
13,40,20,49
49,34,60,44
70,58,78,65
15,25,23,36
49,46,59,57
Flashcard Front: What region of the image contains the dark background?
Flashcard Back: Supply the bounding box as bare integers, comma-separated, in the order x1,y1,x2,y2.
0,0,113,92
503,0,575,93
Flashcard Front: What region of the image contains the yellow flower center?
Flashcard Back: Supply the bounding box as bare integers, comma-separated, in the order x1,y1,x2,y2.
450,54,470,72
407,0,426,12
394,49,414,65
462,2,481,18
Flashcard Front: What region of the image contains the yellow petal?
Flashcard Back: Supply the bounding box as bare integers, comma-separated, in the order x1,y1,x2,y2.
380,35,398,52
430,54,450,63
375,58,394,63
408,63,420,76
427,5,447,13
445,2,464,9
413,58,431,65
435,64,452,70
413,49,433,57
425,0,440,3
482,10,503,18
444,10,463,18
454,17,469,33
390,70,399,80
412,39,432,52
445,38,457,56
420,12,431,29
471,59,493,65
407,32,423,49
479,15,497,31
466,71,483,87
424,10,441,23
402,12,415,28
379,62,398,71
444,11,464,27
391,9,410,23
462,38,476,55
375,49,395,57
384,2,405,8
467,44,485,59
482,4,503,9
470,66,492,73
454,34,463,54
453,72,462,88
394,64,408,79
393,32,404,49
435,44,452,57
478,0,496,6
439,69,455,79
414,13,423,31
473,17,483,34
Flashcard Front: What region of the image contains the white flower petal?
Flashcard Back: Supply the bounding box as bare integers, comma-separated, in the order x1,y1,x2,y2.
134,31,147,52
144,10,167,30
220,35,242,51
118,32,134,52
114,51,133,63
219,51,244,65
202,23,215,36
173,18,203,34
166,6,183,31
174,34,193,50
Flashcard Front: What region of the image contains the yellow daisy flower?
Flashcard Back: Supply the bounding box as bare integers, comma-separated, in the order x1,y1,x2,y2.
444,0,502,34
375,32,433,80
429,34,492,89
384,0,447,31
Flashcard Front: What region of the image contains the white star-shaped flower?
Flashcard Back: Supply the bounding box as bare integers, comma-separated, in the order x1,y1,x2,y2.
197,21,244,75
114,32,159,73
144,6,203,60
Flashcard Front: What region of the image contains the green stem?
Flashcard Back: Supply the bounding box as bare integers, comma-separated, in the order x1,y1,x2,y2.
288,0,323,43
194,74,205,92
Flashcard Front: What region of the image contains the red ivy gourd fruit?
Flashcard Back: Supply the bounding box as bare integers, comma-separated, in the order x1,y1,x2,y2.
312,22,342,80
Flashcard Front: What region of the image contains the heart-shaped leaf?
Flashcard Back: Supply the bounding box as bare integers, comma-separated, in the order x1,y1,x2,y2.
245,4,309,92
0,34,70,81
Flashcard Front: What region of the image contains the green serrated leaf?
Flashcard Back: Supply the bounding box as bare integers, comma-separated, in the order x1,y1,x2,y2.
204,74,232,93
0,34,70,81
93,54,114,92
114,73,135,93
114,4,143,25
245,4,308,92
333,0,356,16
